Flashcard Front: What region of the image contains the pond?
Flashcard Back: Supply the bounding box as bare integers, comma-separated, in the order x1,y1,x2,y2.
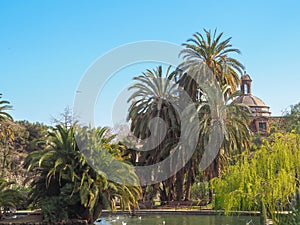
95,214,260,225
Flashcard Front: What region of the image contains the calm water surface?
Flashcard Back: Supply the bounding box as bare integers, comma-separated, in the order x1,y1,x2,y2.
95,214,260,225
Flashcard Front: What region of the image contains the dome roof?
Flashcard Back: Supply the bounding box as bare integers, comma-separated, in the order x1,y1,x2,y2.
233,94,268,108
233,94,271,117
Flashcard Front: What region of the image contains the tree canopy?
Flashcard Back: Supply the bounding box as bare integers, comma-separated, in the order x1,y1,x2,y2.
211,132,300,224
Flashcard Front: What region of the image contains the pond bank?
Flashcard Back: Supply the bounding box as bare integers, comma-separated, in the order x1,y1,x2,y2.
102,209,260,216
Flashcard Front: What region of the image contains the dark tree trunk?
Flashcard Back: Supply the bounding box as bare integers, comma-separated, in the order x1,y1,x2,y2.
175,168,185,201
184,165,194,201
160,182,168,202
92,200,103,222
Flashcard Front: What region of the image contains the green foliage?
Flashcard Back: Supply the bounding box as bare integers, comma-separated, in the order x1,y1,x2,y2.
126,29,251,202
260,200,267,225
190,181,209,201
211,132,300,224
0,119,47,186
280,188,300,225
15,120,48,153
250,133,263,151
40,196,68,222
26,125,141,223
0,121,29,185
127,65,183,201
282,102,300,133
0,177,23,213
178,29,250,183
179,28,244,96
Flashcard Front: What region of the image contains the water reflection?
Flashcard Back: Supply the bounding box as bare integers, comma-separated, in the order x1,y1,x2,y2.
94,214,259,225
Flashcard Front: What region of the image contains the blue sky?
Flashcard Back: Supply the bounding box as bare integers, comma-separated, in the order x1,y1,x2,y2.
1,0,300,126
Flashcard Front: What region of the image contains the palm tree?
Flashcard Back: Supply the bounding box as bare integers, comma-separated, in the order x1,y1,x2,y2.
0,94,14,178
200,87,251,179
0,94,13,122
26,124,141,223
178,30,250,196
179,29,244,97
0,178,23,216
127,65,180,160
127,66,185,201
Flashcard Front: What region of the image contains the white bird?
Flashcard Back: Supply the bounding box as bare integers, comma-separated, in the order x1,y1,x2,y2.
246,219,253,225
163,221,166,225
138,216,142,220
122,221,127,225
116,216,120,220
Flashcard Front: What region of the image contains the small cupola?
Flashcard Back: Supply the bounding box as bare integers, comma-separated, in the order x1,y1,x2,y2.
241,72,252,95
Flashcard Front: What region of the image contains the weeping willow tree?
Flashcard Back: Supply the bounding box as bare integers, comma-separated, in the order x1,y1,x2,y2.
211,132,300,224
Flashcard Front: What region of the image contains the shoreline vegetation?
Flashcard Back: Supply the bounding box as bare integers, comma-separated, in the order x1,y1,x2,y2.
1,29,300,225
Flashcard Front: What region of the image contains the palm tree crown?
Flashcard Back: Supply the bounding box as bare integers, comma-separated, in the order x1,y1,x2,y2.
180,29,244,95
0,93,13,122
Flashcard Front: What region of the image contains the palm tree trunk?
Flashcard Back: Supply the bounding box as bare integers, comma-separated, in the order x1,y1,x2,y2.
175,168,185,201
92,200,103,222
184,166,194,201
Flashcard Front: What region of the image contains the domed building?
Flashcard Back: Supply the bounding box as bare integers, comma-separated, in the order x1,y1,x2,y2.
233,73,271,134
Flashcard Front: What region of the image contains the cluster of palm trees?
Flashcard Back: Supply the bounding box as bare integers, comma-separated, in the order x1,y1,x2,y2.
127,29,251,202
0,94,141,222
0,29,252,223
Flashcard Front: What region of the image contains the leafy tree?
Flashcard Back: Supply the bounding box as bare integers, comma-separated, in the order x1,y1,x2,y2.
26,125,141,223
0,97,29,185
15,120,48,153
211,132,300,224
0,121,29,185
282,102,300,133
269,102,300,135
280,188,300,225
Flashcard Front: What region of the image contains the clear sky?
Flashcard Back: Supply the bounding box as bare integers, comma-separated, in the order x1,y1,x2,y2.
1,0,300,126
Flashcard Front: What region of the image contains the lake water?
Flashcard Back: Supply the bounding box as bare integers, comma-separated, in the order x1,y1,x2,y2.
95,214,260,225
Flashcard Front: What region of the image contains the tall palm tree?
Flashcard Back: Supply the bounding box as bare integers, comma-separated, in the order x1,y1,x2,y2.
127,66,184,201
178,29,250,191
127,65,180,165
26,124,141,223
